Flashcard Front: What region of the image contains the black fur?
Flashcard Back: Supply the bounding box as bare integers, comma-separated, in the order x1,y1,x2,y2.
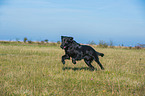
60,36,104,70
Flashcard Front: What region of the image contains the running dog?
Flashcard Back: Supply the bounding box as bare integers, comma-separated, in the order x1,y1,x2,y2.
60,36,104,70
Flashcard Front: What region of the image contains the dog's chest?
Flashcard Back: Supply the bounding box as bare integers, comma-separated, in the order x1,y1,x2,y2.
66,46,83,58
66,46,78,56
66,47,74,54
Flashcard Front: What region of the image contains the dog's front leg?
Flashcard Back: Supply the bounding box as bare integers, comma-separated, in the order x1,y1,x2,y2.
62,55,70,64
72,58,76,64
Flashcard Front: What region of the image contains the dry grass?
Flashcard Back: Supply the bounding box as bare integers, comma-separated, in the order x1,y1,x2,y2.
0,43,145,96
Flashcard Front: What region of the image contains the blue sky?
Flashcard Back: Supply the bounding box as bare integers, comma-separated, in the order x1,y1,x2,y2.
0,0,145,46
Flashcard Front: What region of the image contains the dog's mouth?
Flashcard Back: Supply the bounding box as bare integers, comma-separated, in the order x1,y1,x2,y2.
60,45,67,49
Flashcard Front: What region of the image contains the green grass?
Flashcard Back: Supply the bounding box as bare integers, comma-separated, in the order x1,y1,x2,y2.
0,43,145,96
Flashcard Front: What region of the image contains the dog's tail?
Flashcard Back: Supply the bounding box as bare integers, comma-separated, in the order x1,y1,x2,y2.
99,53,104,57
97,52,104,57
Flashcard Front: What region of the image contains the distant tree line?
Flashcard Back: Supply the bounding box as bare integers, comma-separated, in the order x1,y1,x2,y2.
88,40,145,49
88,40,114,48
22,37,60,45
6,37,143,49
135,44,145,49
23,37,49,44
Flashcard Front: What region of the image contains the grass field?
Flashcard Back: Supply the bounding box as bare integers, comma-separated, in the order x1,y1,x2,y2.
0,42,145,96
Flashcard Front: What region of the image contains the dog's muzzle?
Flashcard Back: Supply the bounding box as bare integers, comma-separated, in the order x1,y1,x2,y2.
60,45,66,49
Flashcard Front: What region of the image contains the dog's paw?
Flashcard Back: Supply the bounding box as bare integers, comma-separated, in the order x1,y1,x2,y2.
73,62,76,64
72,60,76,64
101,67,105,70
62,60,65,64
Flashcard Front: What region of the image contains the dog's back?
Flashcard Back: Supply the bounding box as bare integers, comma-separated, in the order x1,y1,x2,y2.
80,45,104,57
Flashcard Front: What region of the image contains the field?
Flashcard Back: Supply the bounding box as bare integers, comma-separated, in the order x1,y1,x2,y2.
0,42,145,96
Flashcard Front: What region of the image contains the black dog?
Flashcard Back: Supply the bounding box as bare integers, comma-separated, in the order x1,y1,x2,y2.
60,36,104,70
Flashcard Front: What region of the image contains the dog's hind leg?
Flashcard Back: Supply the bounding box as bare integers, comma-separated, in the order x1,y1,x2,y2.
94,56,104,70
84,58,95,70
62,55,70,64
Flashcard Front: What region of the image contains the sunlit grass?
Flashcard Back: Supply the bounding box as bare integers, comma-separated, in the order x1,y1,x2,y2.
0,43,145,96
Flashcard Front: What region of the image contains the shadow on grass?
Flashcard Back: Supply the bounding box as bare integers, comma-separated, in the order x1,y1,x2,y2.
62,67,96,71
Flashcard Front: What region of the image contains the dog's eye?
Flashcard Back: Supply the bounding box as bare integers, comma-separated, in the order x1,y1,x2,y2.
63,39,67,43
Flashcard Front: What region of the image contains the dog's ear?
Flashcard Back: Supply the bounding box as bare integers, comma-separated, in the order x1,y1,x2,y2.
61,36,64,39
69,37,73,42
70,37,73,41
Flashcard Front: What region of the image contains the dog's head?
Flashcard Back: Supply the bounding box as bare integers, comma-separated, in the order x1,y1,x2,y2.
60,36,73,49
